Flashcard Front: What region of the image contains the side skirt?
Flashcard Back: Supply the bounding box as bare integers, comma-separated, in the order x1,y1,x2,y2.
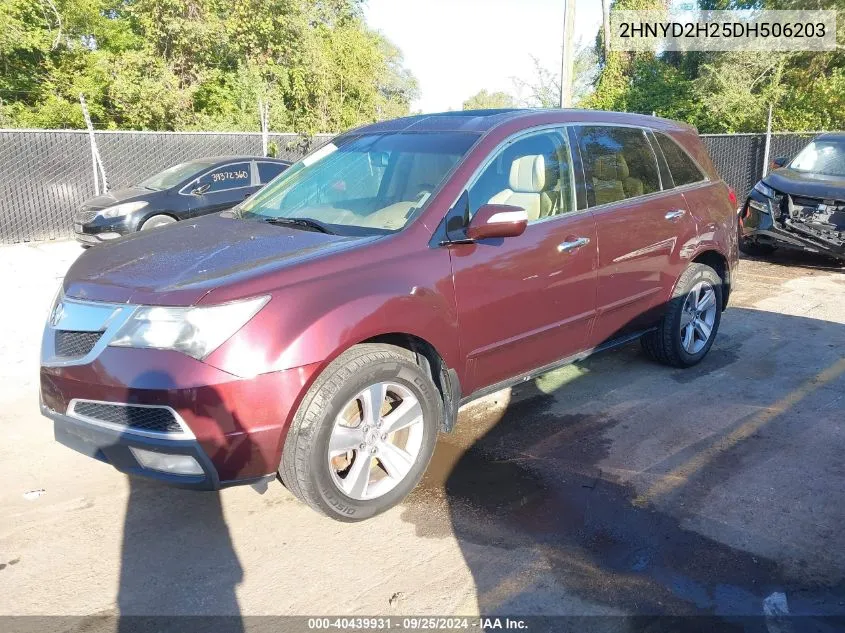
456,328,655,408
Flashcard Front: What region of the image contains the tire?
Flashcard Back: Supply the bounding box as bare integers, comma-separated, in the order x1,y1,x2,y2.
140,214,176,230
279,343,441,522
641,263,723,368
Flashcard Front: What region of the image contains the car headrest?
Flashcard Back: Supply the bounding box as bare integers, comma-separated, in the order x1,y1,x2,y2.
594,153,630,181
509,155,546,193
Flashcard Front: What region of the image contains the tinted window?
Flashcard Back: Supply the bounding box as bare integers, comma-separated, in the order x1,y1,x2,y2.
469,130,574,223
575,126,660,206
196,162,251,193
655,133,705,186
257,162,287,184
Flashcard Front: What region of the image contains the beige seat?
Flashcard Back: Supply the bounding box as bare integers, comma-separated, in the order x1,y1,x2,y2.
488,155,553,221
592,153,644,205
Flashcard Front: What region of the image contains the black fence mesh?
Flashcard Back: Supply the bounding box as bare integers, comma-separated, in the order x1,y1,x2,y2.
0,130,332,244
0,129,831,244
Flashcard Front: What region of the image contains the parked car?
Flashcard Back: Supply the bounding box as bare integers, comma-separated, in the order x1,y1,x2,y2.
740,132,845,262
72,156,290,244
41,109,737,521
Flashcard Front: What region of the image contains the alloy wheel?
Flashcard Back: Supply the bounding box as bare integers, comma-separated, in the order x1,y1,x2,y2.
679,280,718,354
327,382,424,501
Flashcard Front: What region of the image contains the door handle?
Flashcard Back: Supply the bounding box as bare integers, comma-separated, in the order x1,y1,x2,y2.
557,237,591,253
665,209,687,221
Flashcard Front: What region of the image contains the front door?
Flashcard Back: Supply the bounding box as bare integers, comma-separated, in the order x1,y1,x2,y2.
572,125,698,347
187,161,256,217
449,128,598,395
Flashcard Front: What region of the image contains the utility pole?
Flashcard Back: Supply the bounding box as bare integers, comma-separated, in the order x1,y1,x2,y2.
602,0,611,57
560,0,576,108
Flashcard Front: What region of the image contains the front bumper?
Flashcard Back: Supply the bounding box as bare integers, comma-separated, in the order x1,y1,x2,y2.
40,347,321,489
740,192,845,258
72,215,135,244
42,400,226,489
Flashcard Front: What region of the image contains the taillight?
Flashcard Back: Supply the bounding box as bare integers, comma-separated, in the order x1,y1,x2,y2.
728,187,738,207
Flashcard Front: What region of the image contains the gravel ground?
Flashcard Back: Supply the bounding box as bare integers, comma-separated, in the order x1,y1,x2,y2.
2,241,845,629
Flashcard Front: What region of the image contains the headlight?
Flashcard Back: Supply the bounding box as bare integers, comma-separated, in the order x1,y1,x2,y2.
99,201,148,218
110,296,270,360
753,181,776,198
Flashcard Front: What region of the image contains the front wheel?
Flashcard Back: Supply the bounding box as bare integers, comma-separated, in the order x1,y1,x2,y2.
140,214,176,230
641,263,722,368
279,344,441,522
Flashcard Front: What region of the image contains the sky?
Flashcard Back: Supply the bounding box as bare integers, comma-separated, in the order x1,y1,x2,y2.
363,0,604,113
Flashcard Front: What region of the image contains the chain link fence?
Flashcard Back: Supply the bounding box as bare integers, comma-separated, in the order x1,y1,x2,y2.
0,128,830,245
0,130,332,244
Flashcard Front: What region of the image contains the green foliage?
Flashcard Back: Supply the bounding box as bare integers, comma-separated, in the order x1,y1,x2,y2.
0,0,418,132
585,0,845,132
462,89,515,110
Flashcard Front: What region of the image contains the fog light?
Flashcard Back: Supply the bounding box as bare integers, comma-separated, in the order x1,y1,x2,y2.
129,447,203,476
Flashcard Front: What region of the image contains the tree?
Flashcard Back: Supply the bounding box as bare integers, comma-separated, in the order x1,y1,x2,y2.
462,89,515,110
583,0,845,132
511,46,597,108
0,0,419,133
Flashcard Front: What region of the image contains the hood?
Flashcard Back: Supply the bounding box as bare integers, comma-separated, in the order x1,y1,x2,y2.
765,169,845,201
63,213,380,305
81,187,159,210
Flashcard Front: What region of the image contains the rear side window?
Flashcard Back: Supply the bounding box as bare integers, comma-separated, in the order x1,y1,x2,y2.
196,162,251,193
575,126,660,207
257,162,286,184
655,133,706,186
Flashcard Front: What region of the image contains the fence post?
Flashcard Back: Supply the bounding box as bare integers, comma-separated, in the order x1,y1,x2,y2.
762,103,773,178
79,94,108,194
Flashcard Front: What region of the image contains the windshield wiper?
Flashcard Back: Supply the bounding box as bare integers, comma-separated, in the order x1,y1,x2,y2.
263,217,336,234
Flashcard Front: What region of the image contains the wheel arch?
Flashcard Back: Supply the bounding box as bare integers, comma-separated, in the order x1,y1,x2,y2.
358,333,461,433
691,249,730,310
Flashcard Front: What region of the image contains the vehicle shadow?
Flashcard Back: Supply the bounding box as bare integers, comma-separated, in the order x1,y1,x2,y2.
403,307,845,630
115,373,252,633
740,249,845,273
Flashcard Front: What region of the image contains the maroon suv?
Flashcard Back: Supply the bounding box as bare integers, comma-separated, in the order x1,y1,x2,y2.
40,109,737,521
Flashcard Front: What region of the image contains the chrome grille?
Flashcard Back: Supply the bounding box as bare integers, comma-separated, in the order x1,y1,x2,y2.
55,330,102,358
71,401,183,434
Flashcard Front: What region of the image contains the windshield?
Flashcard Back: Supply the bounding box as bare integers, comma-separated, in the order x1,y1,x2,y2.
139,160,216,191
238,131,479,234
789,140,845,178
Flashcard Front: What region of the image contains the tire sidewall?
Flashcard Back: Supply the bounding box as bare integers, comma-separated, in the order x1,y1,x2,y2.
141,215,176,230
671,265,723,365
306,358,439,522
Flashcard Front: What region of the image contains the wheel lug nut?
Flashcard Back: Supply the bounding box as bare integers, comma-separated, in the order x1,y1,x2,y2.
370,447,377,454
381,433,387,440
359,443,366,450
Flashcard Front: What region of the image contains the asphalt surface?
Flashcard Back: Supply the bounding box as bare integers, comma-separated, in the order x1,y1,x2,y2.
2,242,845,630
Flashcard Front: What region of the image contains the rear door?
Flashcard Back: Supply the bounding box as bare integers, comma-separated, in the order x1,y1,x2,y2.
449,128,598,394
574,125,697,347
184,161,254,217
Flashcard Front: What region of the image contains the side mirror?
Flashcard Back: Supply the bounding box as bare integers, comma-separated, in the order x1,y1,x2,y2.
772,156,788,169
191,183,210,196
466,204,528,240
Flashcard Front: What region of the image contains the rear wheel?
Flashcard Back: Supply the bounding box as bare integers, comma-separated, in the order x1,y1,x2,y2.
140,214,176,230
641,263,722,368
279,344,440,521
